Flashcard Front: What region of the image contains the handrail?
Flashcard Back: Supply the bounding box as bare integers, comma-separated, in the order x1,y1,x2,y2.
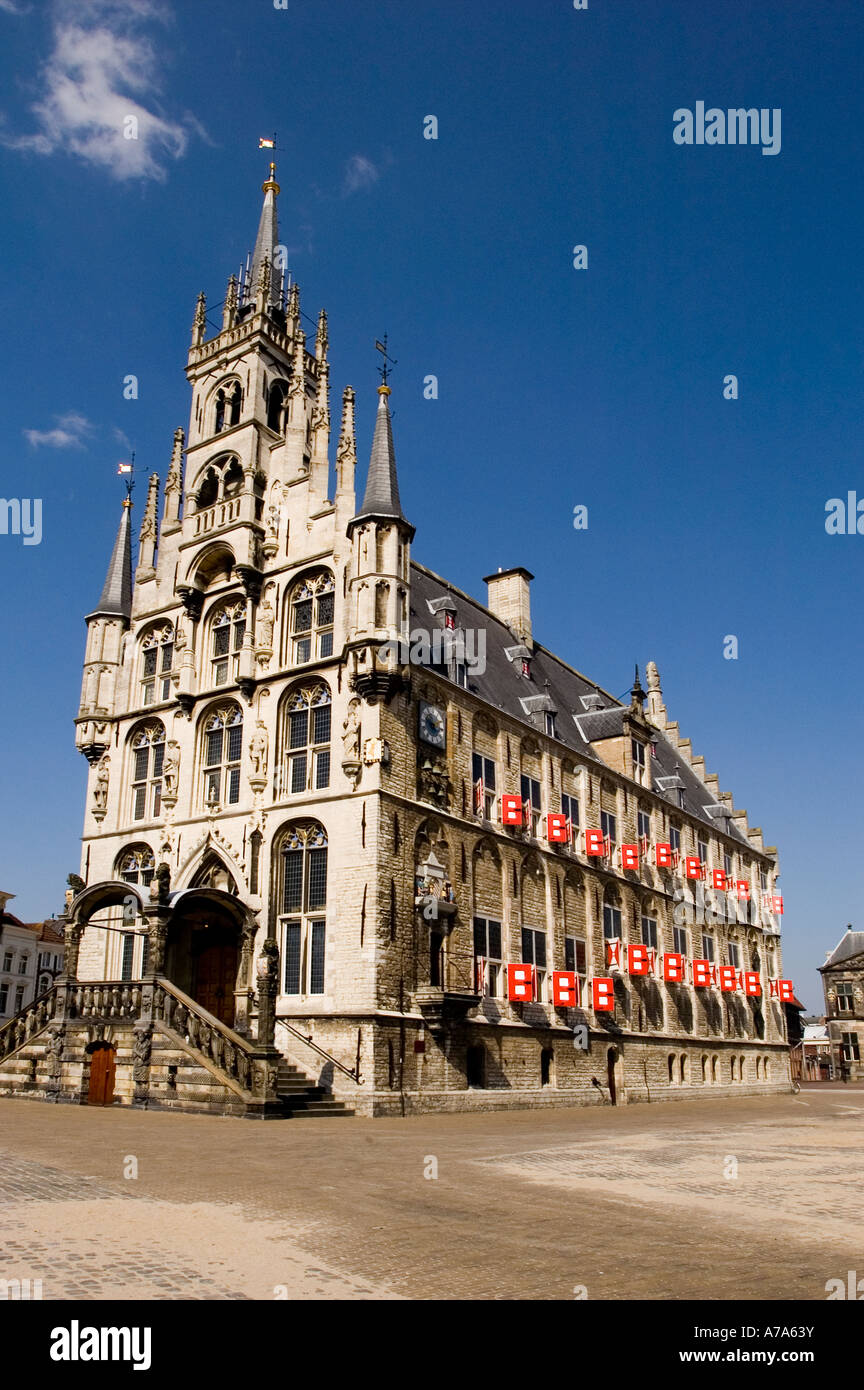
0,986,58,1061
277,1019,364,1084
153,977,255,1053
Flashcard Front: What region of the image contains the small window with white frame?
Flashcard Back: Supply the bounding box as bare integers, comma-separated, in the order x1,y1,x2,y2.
472,753,496,819
520,775,541,836
641,916,658,950
565,935,587,997
561,792,580,842
473,917,502,997
521,926,547,1001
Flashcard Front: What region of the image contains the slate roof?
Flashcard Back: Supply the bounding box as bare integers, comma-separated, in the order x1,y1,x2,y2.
354,389,407,524
820,929,864,971
89,502,132,622
410,560,756,849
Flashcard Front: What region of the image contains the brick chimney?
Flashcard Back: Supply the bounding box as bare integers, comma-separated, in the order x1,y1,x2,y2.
483,567,534,645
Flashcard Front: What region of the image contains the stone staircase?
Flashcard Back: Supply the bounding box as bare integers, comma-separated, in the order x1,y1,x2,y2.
275,1059,354,1118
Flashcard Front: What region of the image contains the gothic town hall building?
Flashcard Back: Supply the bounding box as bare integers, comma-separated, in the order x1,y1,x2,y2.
0,168,792,1116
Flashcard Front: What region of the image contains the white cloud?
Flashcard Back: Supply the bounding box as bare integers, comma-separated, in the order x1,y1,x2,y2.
0,0,197,181
24,412,94,449
343,154,380,195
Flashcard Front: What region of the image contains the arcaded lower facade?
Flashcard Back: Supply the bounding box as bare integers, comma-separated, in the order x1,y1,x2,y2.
0,167,793,1116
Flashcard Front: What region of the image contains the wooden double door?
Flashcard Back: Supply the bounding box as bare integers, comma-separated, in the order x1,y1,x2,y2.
191,933,239,1026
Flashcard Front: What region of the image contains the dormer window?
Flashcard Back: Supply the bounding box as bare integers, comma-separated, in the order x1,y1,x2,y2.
444,611,456,631
544,711,556,737
631,738,646,781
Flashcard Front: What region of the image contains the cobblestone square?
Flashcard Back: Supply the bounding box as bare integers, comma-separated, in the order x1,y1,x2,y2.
1,1087,861,1301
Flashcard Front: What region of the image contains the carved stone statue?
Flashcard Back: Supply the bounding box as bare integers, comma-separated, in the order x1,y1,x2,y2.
249,721,269,778
342,700,361,761
256,601,275,650
151,862,171,906
255,937,280,1049
65,873,84,911
132,1025,152,1085
92,754,110,811
46,1027,65,1081
161,741,180,800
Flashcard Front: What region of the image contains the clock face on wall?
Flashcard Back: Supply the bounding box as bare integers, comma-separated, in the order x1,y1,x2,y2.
418,701,446,748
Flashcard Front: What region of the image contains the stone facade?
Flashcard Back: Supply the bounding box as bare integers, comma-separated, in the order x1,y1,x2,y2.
0,166,791,1117
819,928,864,1081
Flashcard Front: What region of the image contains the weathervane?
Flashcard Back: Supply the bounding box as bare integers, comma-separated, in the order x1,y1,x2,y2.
375,334,397,387
117,450,135,502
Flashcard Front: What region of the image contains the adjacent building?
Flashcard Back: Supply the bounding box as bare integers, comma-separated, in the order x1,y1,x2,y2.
819,927,864,1080
0,167,793,1116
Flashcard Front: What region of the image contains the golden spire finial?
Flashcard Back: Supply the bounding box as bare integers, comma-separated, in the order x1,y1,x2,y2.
262,160,280,195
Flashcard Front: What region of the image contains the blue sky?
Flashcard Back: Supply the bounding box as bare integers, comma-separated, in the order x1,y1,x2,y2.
0,0,861,1009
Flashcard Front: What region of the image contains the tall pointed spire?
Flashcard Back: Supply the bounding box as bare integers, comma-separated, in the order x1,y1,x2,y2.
249,162,281,310
354,385,408,524
89,500,133,622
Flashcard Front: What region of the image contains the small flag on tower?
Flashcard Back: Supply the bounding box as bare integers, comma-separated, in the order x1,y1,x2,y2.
259,137,275,149
117,462,133,475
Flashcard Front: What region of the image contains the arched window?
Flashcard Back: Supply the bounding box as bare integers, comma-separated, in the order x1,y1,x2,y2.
276,685,331,797
267,380,289,433
289,572,335,665
214,382,242,434
202,705,243,807
117,846,155,886
277,822,328,996
679,1054,687,1083
197,467,219,509
130,723,165,821
668,1053,675,1083
210,601,246,687
140,624,174,706
222,458,243,497
701,1054,708,1083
